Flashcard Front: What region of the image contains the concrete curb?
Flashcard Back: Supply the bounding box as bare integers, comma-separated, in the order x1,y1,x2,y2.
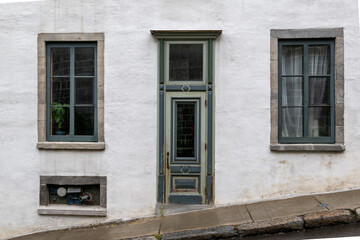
303,209,355,228
161,226,238,240
237,216,304,236
132,209,360,240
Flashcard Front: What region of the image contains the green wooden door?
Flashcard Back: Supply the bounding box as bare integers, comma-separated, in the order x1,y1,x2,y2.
165,92,207,204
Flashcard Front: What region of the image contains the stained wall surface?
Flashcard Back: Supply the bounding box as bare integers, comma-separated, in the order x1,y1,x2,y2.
0,0,359,238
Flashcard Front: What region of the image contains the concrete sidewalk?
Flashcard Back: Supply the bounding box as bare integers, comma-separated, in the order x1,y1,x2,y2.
12,189,360,240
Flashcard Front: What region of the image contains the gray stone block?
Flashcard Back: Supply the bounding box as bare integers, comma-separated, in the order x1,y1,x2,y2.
161,226,238,240
123,236,157,240
237,216,303,237
304,210,354,228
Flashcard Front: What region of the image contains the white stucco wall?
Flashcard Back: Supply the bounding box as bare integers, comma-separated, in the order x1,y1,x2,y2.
0,0,359,238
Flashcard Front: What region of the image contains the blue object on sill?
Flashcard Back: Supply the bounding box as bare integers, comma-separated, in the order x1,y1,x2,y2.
322,204,328,207
50,187,58,194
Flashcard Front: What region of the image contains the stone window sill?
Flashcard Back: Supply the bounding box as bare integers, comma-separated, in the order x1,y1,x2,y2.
37,142,105,150
270,144,345,152
38,205,106,216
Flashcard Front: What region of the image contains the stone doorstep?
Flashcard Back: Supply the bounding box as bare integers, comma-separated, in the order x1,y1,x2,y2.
128,209,360,240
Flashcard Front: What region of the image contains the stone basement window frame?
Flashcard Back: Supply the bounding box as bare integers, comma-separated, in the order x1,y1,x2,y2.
37,33,105,150
270,28,345,152
38,176,107,216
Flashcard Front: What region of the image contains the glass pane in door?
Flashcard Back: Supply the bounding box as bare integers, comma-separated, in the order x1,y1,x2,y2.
176,102,196,158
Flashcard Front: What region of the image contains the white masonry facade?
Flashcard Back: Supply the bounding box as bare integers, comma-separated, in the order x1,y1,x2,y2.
0,0,360,238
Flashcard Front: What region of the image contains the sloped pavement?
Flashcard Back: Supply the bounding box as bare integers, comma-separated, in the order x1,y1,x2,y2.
11,189,360,240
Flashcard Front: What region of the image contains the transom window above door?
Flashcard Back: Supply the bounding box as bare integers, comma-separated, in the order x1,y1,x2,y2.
165,41,208,83
279,40,335,144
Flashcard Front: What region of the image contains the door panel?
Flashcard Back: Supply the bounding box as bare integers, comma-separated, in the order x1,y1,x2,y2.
165,92,206,204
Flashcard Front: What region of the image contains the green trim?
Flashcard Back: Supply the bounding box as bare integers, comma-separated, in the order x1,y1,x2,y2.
156,31,216,204
46,43,98,142
160,39,164,84
164,40,208,84
150,30,222,40
208,39,213,84
278,39,335,144
304,44,309,138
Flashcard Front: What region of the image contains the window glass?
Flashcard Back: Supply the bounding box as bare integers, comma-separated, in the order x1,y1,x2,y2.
51,77,70,105
75,78,93,104
50,105,70,136
75,107,94,136
282,108,303,137
51,48,70,76
279,41,334,143
169,44,203,81
308,45,330,75
176,102,195,158
309,77,330,105
47,44,96,141
281,46,303,75
281,77,303,107
308,107,331,137
75,47,95,76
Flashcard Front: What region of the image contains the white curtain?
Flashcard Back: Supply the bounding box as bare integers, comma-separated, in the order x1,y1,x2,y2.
281,45,330,138
282,46,303,137
308,45,330,137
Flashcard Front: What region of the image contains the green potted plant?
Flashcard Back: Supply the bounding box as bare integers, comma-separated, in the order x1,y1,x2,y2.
51,102,69,135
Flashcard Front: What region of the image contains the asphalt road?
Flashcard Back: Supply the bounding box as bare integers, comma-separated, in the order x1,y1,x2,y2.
230,223,360,240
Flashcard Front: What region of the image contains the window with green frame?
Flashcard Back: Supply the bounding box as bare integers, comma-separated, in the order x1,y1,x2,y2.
46,43,97,141
278,39,335,143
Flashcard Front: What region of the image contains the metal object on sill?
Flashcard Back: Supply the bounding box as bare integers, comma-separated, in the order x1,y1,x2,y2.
50,187,58,195
57,187,67,197
67,187,82,193
80,193,93,204
67,193,80,205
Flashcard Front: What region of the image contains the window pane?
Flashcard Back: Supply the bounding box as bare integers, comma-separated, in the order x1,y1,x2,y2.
75,47,95,76
309,77,330,105
176,102,195,158
75,78,93,104
282,107,303,137
282,77,303,106
169,44,203,81
50,106,69,136
308,107,331,137
308,45,330,75
281,46,303,75
75,107,94,135
51,48,70,76
51,77,70,104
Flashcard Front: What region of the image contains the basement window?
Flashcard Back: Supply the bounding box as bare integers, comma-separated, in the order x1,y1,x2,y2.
38,176,107,216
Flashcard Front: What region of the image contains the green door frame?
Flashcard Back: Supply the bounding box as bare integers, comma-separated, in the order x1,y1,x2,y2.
151,30,222,204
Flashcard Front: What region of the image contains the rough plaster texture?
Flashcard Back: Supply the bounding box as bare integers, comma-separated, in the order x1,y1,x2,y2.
0,0,359,238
